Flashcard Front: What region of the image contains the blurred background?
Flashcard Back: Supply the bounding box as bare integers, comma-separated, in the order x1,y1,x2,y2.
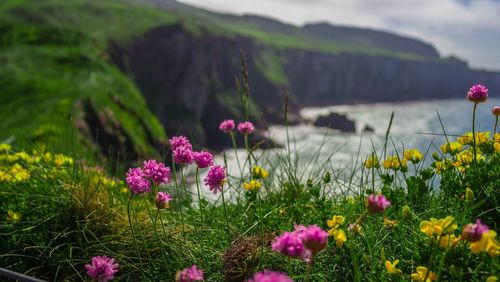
1,0,499,167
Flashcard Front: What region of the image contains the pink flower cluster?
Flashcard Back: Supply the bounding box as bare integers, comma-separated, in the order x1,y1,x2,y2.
193,151,214,168
175,265,204,282
126,160,172,194
248,270,293,282
126,167,151,194
462,219,489,242
219,119,235,133
366,194,391,214
204,165,226,194
467,84,488,103
271,224,328,262
85,256,119,282
156,191,172,209
219,120,255,135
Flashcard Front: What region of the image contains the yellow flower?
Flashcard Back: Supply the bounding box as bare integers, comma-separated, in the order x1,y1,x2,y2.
243,180,262,192
486,275,498,282
495,133,500,142
420,216,457,237
383,156,403,170
0,143,12,152
432,160,449,174
120,187,129,193
9,164,30,182
328,228,347,247
383,216,397,229
364,154,379,169
385,260,403,276
494,142,500,153
438,234,461,249
6,210,22,222
251,166,269,179
411,266,437,281
440,142,462,154
404,149,423,163
53,154,74,166
457,132,490,145
327,215,345,229
469,230,500,257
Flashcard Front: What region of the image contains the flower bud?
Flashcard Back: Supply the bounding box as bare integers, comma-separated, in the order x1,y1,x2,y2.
462,219,489,242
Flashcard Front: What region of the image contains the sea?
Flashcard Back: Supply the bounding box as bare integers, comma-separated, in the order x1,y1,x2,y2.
197,98,500,202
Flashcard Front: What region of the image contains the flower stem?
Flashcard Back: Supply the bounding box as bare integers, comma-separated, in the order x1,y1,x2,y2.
171,160,186,240
127,194,146,279
195,167,204,225
494,116,499,135
230,132,243,177
472,103,478,167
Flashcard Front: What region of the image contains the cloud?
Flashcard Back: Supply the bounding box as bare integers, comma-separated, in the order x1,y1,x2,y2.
178,0,500,70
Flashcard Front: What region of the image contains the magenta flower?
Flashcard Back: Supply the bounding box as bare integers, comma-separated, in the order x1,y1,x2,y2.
219,119,235,133
462,219,489,242
299,225,329,255
192,151,214,169
248,270,293,282
237,121,255,134
173,145,193,165
271,231,304,258
85,256,119,282
126,167,151,194
169,136,192,151
366,194,391,214
175,265,204,282
156,191,172,209
204,165,226,194
143,160,171,184
492,106,500,116
467,84,488,103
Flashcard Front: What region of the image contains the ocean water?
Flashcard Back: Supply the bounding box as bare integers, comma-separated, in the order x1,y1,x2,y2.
199,98,500,202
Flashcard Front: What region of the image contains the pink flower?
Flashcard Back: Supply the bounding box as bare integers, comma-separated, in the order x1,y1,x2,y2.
143,160,171,184
248,270,293,282
173,145,193,165
299,225,329,255
126,167,151,194
467,84,488,103
156,191,172,209
237,121,255,134
204,165,226,194
85,256,119,282
492,106,500,116
366,194,391,214
271,231,304,258
462,219,489,242
192,151,214,168
169,136,192,151
219,119,235,133
175,265,204,282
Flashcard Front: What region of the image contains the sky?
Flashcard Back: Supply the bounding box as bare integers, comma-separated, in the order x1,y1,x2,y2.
178,0,500,71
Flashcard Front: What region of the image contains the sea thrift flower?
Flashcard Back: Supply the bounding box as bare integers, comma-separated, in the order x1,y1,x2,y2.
237,121,255,134
169,136,192,151
411,266,437,281
299,225,329,255
126,168,151,194
175,265,204,282
467,84,488,103
385,260,403,276
366,194,391,214
462,219,489,242
219,119,235,133
155,191,172,209
173,145,193,165
85,256,119,282
204,165,226,194
143,160,171,184
192,151,213,168
248,270,293,282
271,231,305,258
493,106,500,116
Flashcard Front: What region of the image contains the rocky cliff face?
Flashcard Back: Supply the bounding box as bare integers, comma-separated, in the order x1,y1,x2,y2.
109,22,500,150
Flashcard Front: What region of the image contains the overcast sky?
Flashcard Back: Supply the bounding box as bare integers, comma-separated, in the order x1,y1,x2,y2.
178,0,500,71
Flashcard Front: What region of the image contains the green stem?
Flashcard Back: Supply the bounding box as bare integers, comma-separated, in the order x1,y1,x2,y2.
127,194,146,279
244,134,252,174
171,160,186,239
472,103,478,167
195,167,204,225
494,116,499,135
230,132,243,177
221,182,231,241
